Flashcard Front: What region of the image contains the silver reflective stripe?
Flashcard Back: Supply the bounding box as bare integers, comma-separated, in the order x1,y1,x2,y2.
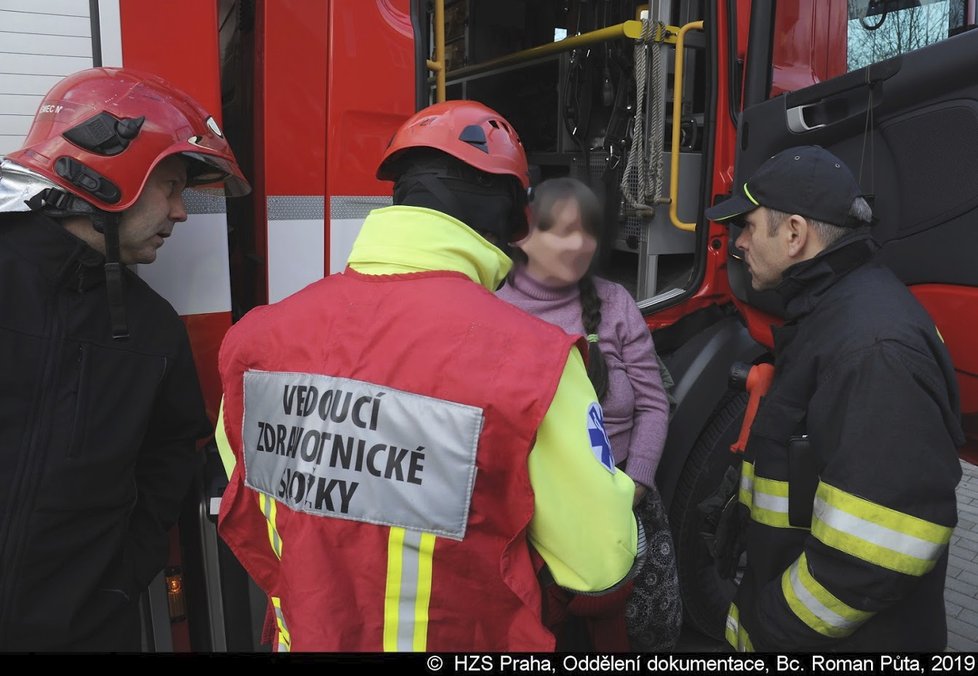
741,469,753,493
268,195,326,220
753,491,789,514
184,192,227,215
272,599,290,652
787,558,858,632
331,195,392,220
740,463,754,508
243,370,483,540
725,603,751,652
261,496,281,556
397,529,424,651
814,497,944,561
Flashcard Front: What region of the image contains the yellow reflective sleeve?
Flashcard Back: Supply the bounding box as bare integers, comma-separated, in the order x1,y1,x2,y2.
725,602,754,652
215,398,237,479
781,552,873,638
739,461,807,530
527,348,638,592
812,481,953,576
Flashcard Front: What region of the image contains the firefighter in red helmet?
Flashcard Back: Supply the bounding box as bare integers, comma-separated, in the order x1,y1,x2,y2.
0,67,249,651
4,66,249,337
215,100,643,652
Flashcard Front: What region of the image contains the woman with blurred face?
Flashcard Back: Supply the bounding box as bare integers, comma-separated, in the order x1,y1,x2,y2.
497,177,680,652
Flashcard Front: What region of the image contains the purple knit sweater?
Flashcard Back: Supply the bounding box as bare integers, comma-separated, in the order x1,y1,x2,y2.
496,264,670,488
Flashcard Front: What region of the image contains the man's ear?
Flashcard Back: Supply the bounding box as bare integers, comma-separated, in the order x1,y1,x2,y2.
784,214,809,258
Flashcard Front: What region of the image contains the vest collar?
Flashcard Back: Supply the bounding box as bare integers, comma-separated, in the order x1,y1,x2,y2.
346,206,512,291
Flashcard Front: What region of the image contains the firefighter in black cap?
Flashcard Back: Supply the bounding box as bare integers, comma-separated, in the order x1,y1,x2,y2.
708,145,963,652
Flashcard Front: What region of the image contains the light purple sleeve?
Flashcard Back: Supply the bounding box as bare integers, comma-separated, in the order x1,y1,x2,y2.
615,288,670,489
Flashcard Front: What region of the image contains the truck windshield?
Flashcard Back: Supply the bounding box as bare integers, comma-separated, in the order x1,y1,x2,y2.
847,0,968,71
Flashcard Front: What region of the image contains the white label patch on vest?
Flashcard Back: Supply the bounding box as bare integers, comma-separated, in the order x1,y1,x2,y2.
242,370,484,540
586,402,616,474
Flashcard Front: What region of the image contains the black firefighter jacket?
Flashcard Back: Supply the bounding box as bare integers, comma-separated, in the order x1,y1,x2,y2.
728,232,964,652
0,213,209,650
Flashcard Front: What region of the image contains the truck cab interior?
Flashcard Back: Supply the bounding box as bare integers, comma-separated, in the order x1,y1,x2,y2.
414,0,712,310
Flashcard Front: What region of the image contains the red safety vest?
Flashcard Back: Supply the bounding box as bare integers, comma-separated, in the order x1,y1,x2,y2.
218,268,579,651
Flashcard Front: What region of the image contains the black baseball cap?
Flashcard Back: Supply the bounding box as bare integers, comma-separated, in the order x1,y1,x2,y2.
705,145,866,227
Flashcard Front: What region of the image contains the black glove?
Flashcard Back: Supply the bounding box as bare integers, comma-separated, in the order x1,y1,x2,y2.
697,463,748,580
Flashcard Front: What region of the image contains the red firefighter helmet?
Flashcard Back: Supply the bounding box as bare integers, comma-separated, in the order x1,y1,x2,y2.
5,67,250,212
377,100,530,190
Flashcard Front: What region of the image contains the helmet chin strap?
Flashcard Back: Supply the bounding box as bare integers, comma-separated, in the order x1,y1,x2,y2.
95,211,129,341
27,188,130,340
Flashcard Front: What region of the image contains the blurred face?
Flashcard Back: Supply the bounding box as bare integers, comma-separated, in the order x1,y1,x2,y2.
517,197,597,287
734,207,791,291
117,155,189,265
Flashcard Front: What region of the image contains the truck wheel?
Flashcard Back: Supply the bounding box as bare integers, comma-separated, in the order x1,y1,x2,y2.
668,391,748,640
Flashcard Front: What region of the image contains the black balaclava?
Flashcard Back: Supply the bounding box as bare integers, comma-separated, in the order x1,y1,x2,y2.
392,150,526,247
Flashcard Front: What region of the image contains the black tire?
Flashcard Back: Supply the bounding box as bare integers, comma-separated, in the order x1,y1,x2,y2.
668,391,748,640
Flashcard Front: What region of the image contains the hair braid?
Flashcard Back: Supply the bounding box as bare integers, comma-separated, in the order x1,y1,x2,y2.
579,274,609,401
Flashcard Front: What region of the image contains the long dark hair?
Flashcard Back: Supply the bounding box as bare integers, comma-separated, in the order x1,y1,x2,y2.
525,177,609,400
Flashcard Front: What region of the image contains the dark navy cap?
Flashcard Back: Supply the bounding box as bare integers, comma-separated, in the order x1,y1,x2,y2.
705,145,865,227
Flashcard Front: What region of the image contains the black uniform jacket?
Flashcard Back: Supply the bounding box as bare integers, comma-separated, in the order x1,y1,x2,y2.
0,213,209,650
732,233,964,652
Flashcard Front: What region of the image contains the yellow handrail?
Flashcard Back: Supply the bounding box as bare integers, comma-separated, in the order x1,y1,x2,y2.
669,20,704,232
446,20,645,81
425,0,446,102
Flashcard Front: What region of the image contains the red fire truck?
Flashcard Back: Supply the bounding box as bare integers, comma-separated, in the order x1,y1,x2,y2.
1,0,975,651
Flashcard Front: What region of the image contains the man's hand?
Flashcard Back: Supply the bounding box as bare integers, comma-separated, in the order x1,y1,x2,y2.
698,463,747,579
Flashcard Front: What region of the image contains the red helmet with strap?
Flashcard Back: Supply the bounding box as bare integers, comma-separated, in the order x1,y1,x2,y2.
6,67,250,212
377,100,529,190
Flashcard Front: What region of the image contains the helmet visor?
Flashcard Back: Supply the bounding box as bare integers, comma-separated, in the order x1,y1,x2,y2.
182,151,251,197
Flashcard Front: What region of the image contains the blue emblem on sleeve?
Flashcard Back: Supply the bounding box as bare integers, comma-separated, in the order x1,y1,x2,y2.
586,402,616,474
